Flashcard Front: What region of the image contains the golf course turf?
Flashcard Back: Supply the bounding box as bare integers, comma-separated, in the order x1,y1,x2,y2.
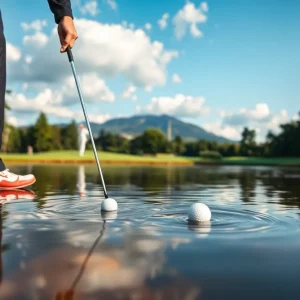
1,151,300,166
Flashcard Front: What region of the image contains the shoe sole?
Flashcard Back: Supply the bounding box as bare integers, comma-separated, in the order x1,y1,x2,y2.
0,178,36,190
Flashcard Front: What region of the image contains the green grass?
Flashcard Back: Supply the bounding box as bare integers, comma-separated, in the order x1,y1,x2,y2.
0,151,195,164
1,151,300,166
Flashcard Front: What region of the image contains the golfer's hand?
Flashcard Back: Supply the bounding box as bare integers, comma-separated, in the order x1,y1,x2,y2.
58,16,78,53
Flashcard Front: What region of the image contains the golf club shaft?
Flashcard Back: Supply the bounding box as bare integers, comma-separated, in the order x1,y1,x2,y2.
67,47,108,199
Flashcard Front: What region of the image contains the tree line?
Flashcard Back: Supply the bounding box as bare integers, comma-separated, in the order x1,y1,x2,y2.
2,112,300,158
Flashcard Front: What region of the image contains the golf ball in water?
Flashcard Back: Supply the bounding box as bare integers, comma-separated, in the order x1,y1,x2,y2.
101,198,118,212
188,203,211,222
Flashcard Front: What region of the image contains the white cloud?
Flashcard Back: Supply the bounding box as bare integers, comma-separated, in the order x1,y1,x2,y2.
145,94,210,117
21,20,47,32
89,113,111,123
172,73,182,84
223,103,271,126
6,43,21,62
6,116,23,127
158,13,169,30
203,122,241,140
121,85,137,100
173,1,208,40
6,89,111,124
23,32,49,48
80,0,99,16
201,2,209,13
63,73,115,104
106,0,117,10
145,86,153,93
145,23,152,31
9,19,179,90
210,104,293,141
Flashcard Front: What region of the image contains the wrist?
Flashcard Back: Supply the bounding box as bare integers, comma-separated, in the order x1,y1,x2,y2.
60,16,73,23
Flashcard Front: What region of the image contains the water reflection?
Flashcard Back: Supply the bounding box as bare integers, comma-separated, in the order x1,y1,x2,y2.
0,221,201,299
0,164,300,299
77,166,86,197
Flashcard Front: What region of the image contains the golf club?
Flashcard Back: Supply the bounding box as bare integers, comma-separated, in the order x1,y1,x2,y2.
66,46,108,199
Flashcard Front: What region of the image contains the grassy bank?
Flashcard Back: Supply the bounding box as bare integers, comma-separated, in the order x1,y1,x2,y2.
1,151,196,166
1,151,300,166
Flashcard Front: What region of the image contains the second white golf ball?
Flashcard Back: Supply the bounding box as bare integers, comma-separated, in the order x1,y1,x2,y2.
188,203,211,223
101,198,118,212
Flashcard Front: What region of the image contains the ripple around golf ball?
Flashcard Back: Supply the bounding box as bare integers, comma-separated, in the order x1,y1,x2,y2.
101,198,118,212
188,203,211,223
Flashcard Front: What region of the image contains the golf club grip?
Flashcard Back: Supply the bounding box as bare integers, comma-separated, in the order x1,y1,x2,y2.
67,47,74,62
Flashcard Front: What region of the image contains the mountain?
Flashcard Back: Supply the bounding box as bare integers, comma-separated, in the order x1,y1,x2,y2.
88,115,233,143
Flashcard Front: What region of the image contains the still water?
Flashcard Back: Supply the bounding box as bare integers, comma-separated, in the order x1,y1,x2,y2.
1,164,300,299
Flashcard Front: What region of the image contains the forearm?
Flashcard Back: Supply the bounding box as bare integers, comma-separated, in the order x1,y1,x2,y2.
47,0,73,24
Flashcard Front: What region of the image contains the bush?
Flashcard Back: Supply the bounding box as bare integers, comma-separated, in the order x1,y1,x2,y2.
199,151,222,159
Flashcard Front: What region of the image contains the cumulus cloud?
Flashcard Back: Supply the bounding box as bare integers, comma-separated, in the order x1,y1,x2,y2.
201,2,209,13
121,85,137,100
106,0,117,10
145,23,152,31
158,13,169,30
203,122,241,140
205,104,292,141
6,89,111,124
61,73,115,104
6,43,21,62
223,103,271,126
21,20,47,32
23,32,49,48
172,73,182,84
80,0,99,16
145,94,210,117
8,19,178,89
173,1,208,40
6,116,24,127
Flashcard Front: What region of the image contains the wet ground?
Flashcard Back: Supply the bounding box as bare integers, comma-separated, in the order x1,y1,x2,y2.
0,164,300,300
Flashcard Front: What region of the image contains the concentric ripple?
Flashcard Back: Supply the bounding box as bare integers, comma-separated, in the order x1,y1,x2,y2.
150,206,294,237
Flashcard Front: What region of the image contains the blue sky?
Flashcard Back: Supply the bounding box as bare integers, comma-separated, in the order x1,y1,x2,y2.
1,0,300,141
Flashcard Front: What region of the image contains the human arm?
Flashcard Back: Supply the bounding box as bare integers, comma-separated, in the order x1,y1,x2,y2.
47,0,78,52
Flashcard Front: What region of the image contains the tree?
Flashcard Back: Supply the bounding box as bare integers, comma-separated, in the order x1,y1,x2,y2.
33,113,53,152
240,127,256,156
141,128,167,155
6,125,21,153
174,136,185,155
61,120,78,150
52,125,63,150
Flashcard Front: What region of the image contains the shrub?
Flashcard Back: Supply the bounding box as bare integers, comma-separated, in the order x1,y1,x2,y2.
199,151,222,159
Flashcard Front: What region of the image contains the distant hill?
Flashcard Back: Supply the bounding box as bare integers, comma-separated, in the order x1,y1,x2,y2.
86,115,233,143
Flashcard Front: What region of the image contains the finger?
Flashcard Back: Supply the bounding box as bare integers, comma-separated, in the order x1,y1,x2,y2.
58,27,65,49
60,33,73,52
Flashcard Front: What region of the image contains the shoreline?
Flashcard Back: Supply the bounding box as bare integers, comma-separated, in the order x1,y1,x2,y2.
4,158,300,167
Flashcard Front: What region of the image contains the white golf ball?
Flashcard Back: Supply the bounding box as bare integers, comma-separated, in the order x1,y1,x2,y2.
101,198,118,212
188,203,211,223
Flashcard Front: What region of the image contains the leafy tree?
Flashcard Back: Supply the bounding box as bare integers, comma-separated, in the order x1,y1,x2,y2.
6,125,21,153
61,120,78,150
141,128,167,154
33,113,53,152
240,127,256,156
52,125,63,150
174,136,185,155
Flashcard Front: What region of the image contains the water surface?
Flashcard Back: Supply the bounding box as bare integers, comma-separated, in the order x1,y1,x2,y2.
1,165,300,299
